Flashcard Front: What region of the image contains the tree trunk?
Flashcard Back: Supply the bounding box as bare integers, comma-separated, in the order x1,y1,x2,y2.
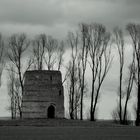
80,71,85,120
135,62,140,126
123,96,129,124
90,71,95,121
136,84,140,126
119,66,123,124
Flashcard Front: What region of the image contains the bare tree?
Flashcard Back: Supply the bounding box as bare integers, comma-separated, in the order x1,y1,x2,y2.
67,32,79,119
113,27,125,124
123,52,135,124
7,64,24,119
0,33,5,86
7,33,32,118
32,34,45,70
67,62,80,119
78,23,89,120
14,77,22,118
126,23,140,126
7,65,16,119
44,36,58,70
33,34,64,71
57,41,65,71
88,23,112,121
74,86,81,119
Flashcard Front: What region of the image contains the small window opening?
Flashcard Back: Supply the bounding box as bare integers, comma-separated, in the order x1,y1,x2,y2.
59,90,61,96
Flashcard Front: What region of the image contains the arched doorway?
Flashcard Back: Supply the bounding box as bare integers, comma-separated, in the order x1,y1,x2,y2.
47,105,55,118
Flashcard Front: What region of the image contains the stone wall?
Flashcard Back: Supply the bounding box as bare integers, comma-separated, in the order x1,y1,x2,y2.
22,70,64,119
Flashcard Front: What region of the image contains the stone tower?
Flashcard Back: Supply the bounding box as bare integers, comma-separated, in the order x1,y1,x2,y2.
22,70,64,119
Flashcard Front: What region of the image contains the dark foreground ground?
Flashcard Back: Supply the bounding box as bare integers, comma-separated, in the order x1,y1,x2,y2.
0,119,139,140
0,126,140,140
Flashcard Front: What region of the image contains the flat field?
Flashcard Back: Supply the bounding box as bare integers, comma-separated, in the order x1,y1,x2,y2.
0,126,140,140
0,119,139,140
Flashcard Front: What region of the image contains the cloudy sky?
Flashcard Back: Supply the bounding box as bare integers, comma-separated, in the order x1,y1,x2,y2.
0,0,140,38
0,0,139,119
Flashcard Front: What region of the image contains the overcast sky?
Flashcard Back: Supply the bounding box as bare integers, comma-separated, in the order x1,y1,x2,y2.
0,0,140,38
0,0,139,119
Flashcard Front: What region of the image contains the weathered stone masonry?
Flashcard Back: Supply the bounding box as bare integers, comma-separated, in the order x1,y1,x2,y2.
22,70,64,119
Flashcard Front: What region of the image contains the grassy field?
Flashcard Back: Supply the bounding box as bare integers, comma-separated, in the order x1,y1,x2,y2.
0,126,140,140
0,118,134,127
0,119,139,140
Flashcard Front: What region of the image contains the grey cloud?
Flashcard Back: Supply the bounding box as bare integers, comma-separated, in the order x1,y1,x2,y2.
96,0,140,4
0,0,140,29
124,0,140,5
0,0,64,26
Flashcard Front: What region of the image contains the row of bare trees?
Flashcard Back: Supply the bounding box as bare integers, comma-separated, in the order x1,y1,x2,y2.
127,24,140,126
32,34,65,71
112,27,135,125
66,23,140,125
111,24,140,126
0,22,140,125
67,23,112,121
6,34,65,118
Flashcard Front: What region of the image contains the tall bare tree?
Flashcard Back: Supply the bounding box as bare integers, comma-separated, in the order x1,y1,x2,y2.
32,34,45,70
0,33,5,86
7,33,32,118
88,23,112,121
57,41,65,71
67,62,80,119
78,23,89,120
44,36,58,70
113,27,125,123
126,23,140,126
7,65,16,119
123,52,135,124
67,32,79,119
